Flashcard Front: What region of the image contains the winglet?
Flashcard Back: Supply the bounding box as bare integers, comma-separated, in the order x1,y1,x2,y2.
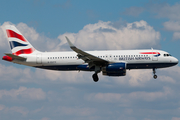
65,36,75,48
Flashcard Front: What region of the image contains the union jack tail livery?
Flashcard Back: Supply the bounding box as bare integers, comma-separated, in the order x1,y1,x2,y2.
5,25,37,56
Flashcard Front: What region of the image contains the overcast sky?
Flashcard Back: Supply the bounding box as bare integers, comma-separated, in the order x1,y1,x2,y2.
0,0,180,120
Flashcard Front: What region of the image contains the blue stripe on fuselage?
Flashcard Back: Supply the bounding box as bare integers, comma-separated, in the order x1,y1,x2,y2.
34,63,177,71
35,65,95,71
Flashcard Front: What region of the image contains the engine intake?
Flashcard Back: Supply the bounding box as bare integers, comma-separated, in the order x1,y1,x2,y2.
102,63,126,76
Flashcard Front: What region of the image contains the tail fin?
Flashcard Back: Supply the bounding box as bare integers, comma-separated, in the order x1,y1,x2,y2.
5,25,38,56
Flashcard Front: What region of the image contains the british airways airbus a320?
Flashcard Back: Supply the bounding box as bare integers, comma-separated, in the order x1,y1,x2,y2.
2,25,179,82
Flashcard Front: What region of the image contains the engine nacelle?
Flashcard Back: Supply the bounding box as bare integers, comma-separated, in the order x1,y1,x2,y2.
102,63,126,76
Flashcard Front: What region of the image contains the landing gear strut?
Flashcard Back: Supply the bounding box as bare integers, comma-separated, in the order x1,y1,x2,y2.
92,73,99,82
153,68,157,79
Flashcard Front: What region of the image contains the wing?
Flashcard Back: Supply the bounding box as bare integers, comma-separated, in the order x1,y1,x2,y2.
65,36,109,68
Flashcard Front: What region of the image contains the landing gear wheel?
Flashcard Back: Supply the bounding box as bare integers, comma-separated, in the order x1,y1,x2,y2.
153,75,157,79
152,68,158,79
92,74,99,82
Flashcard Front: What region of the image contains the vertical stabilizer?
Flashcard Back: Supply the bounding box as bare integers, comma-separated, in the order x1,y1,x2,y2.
5,25,39,55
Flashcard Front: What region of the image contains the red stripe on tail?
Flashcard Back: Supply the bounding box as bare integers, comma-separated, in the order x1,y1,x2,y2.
6,29,27,42
13,48,34,56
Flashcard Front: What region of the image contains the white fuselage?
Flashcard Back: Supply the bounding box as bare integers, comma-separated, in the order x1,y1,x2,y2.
14,49,178,71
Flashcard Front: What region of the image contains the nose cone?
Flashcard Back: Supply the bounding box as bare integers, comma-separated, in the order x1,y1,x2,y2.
173,57,179,65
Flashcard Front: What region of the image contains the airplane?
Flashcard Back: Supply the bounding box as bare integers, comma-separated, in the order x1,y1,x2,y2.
2,25,179,82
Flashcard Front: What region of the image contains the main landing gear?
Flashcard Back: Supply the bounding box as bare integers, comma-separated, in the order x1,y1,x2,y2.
153,68,157,79
92,66,101,82
92,73,99,82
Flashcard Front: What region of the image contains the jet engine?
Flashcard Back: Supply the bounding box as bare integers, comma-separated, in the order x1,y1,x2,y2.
102,63,126,76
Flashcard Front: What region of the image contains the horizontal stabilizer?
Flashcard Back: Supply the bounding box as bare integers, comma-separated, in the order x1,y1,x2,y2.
5,53,26,61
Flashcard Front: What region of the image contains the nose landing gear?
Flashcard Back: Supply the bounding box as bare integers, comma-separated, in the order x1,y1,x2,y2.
153,68,157,79
153,74,157,79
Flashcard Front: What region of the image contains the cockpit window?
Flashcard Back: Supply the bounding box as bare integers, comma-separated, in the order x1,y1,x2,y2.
164,54,171,57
